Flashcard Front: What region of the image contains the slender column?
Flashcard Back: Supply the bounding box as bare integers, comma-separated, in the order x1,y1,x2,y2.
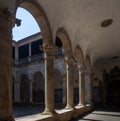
78,65,85,106
62,76,67,105
88,69,94,105
14,47,19,65
29,80,33,103
41,44,56,115
28,43,31,62
65,57,74,109
0,7,15,121
15,47,18,60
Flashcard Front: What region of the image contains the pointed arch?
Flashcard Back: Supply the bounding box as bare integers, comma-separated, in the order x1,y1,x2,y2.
56,28,73,57
74,45,84,65
16,0,53,44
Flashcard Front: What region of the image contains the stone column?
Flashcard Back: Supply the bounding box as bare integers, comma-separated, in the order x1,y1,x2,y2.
78,65,85,106
65,57,74,109
15,47,18,60
29,80,33,103
15,47,19,65
41,44,56,115
0,7,14,121
28,43,31,62
88,69,94,105
62,76,67,105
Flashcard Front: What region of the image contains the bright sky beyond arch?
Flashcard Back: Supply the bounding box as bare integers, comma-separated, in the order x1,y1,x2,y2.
12,7,41,41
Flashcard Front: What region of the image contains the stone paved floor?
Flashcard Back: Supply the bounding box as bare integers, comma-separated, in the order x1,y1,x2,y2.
14,104,120,121
70,107,120,121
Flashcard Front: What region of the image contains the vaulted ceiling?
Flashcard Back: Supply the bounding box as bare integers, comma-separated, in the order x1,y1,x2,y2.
36,0,120,65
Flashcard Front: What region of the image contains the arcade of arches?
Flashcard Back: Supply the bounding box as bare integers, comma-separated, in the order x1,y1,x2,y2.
0,0,120,121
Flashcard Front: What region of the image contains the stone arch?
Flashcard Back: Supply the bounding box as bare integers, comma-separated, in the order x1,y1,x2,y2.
56,28,73,57
16,0,53,44
20,74,30,103
74,45,84,65
32,71,45,103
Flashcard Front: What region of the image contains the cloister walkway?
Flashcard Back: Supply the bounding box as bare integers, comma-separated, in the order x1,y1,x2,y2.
14,104,120,121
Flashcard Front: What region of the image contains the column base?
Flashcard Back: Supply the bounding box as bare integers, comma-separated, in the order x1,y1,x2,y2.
77,103,85,107
42,109,57,115
65,104,74,110
0,116,15,121
42,109,60,121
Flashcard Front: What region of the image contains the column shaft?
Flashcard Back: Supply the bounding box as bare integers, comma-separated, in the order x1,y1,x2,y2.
62,80,67,105
78,66,85,106
15,47,18,60
88,71,94,105
65,58,74,109
42,44,55,115
0,7,14,120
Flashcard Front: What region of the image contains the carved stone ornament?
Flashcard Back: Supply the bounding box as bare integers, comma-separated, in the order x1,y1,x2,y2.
78,64,85,72
0,6,15,24
40,43,59,58
64,56,75,67
15,18,21,26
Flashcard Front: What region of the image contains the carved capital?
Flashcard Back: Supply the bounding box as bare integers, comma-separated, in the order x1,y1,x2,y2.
64,56,75,67
40,43,59,58
78,64,85,73
89,69,94,75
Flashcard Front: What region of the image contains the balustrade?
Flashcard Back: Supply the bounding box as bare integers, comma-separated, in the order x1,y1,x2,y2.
12,49,64,66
